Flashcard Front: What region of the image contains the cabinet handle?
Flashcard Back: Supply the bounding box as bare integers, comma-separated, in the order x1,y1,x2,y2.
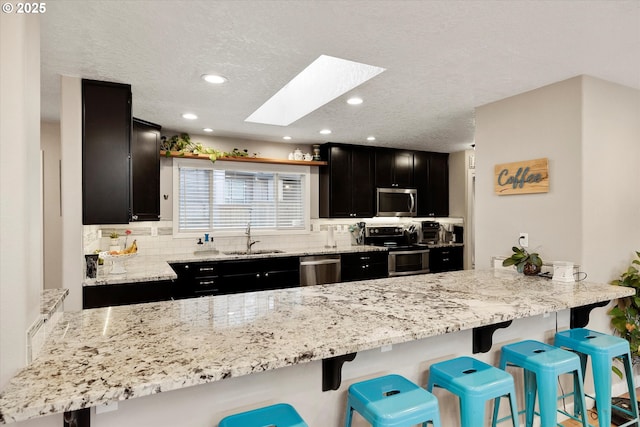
199,267,216,272
264,272,269,277
131,215,138,221
199,280,216,285
184,265,190,270
256,273,261,278
442,258,450,262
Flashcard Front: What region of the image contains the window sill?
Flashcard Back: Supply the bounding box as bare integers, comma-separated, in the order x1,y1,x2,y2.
161,151,327,166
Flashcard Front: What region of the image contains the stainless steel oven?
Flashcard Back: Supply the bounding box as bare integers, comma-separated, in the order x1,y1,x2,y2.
388,248,429,276
364,226,430,277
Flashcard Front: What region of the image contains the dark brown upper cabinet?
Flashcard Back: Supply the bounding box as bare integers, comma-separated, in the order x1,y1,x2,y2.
375,148,414,188
319,143,374,218
82,79,132,225
131,118,161,221
414,151,449,217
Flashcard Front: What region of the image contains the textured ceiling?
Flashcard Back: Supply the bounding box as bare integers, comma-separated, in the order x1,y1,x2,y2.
40,1,640,153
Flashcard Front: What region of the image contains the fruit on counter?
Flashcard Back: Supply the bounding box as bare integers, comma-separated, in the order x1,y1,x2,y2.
108,240,137,255
123,239,137,254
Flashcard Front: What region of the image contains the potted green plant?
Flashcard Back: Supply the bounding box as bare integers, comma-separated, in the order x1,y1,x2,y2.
609,251,640,364
502,246,543,275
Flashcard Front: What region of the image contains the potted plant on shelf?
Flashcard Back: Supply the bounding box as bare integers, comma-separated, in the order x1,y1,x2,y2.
609,251,640,366
502,246,543,275
109,232,120,250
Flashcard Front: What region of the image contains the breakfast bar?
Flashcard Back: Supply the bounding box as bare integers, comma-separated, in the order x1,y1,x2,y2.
0,270,632,426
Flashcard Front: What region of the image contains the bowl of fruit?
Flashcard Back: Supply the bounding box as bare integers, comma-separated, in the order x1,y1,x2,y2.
100,240,137,274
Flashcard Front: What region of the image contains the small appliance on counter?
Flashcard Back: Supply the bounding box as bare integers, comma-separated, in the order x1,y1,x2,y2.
420,221,439,244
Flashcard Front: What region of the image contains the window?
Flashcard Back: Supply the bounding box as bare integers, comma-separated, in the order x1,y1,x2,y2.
174,159,308,234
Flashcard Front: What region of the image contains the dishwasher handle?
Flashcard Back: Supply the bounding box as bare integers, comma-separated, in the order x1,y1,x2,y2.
300,258,341,266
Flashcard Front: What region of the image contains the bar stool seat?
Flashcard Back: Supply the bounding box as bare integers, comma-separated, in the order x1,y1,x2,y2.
427,356,519,427
345,374,441,427
494,340,589,427
555,328,639,427
219,403,308,427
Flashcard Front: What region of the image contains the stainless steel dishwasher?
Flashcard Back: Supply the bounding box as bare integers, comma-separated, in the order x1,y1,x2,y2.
299,255,341,286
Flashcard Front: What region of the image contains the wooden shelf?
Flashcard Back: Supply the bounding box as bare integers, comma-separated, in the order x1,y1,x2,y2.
160,150,327,166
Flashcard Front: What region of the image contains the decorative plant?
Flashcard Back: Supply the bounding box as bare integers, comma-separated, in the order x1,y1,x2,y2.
160,133,253,163
109,232,119,239
609,251,640,368
502,246,543,275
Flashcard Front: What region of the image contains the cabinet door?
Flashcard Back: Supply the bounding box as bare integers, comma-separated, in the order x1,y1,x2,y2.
82,79,132,224
327,145,353,217
429,153,449,217
341,251,388,282
414,152,449,217
393,151,414,187
82,280,174,309
131,119,161,221
375,149,395,187
350,146,374,217
375,149,413,188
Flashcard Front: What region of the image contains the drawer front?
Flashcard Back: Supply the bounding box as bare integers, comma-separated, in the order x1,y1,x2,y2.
341,251,387,266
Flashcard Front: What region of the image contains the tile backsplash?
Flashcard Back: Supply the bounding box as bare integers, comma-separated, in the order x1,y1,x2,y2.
83,217,463,258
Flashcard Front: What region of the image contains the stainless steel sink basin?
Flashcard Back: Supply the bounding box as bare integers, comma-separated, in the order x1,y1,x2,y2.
193,249,221,255
223,249,284,255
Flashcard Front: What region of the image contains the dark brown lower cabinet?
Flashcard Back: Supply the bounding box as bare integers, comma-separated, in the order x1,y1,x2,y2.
429,246,463,273
341,251,388,282
171,257,300,299
83,280,174,309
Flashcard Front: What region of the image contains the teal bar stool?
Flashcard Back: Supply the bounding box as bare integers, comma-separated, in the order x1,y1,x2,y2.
426,356,519,427
555,328,639,427
218,403,308,427
493,340,589,427
345,374,441,427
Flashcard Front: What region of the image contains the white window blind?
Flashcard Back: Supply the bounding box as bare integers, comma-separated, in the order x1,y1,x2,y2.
178,165,306,232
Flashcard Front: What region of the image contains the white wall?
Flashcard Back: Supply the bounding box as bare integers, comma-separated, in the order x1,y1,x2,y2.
0,13,42,388
475,74,640,338
60,76,84,311
41,121,63,290
581,76,640,284
475,76,584,269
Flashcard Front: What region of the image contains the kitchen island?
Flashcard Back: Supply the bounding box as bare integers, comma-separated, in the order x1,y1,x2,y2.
0,270,632,426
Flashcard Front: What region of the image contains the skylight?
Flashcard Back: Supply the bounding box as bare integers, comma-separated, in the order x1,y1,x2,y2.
245,55,385,126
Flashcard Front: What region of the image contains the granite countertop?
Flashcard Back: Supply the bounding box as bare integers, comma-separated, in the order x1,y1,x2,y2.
0,269,632,424
40,289,68,319
83,245,387,286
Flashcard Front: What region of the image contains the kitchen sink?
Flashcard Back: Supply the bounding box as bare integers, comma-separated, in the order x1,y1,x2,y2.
223,249,285,255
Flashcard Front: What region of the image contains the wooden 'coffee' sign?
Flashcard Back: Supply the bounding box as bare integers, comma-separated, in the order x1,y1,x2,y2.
494,158,549,195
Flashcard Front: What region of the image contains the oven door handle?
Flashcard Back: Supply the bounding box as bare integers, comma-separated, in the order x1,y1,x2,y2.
391,249,430,256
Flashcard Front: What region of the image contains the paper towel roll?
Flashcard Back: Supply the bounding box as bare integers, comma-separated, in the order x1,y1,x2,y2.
326,225,335,248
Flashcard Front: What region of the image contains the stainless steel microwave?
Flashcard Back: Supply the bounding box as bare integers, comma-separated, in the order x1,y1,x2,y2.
376,187,417,217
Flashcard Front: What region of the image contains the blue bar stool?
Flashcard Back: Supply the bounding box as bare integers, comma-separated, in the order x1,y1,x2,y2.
493,340,589,427
555,328,639,427
219,403,308,427
345,374,441,427
426,356,519,427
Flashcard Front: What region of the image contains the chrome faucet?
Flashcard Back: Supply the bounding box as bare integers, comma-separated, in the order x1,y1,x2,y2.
246,222,259,253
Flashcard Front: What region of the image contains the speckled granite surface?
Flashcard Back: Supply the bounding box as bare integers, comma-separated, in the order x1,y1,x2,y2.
40,289,68,318
0,269,632,424
83,245,387,286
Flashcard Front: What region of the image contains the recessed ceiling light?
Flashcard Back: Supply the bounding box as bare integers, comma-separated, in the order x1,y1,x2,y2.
245,55,385,126
283,136,292,140
201,74,227,84
347,97,363,105
319,129,332,135
367,136,376,141
203,128,213,132
182,113,198,120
